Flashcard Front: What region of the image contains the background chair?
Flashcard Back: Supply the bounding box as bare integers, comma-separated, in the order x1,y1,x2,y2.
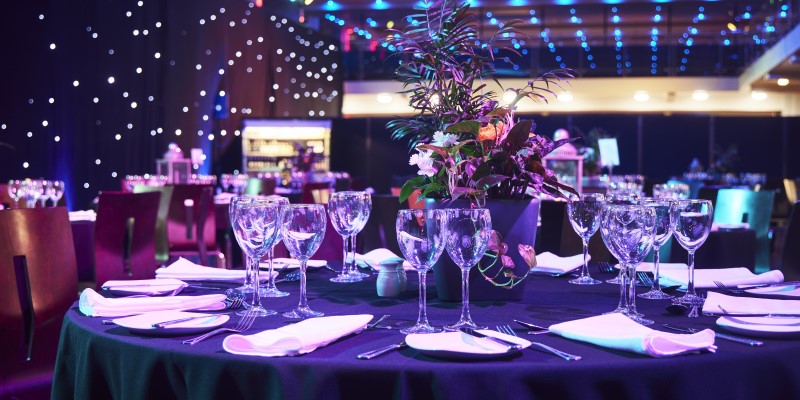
133,185,174,264
713,188,775,272
0,207,78,399
781,201,800,281
93,191,160,288
300,182,332,204
166,184,222,266
245,177,277,196
360,194,402,255
536,199,615,262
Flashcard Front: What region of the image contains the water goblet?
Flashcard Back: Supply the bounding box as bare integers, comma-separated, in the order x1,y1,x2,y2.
260,196,291,298
39,180,51,207
231,200,282,317
603,192,641,284
7,180,22,208
670,199,713,314
639,198,674,300
49,180,65,206
600,204,657,325
328,191,371,283
396,209,447,334
443,208,492,331
282,204,327,319
567,193,605,285
229,195,262,294
23,179,44,208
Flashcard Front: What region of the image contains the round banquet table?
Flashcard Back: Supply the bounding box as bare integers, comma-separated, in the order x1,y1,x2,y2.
52,263,800,400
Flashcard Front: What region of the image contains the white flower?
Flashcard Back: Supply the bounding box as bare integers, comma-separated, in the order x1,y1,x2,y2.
431,130,459,147
409,150,437,177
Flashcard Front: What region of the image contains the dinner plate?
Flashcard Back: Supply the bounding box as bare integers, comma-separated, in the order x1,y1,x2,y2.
405,330,531,360
745,285,800,299
259,258,327,270
716,316,800,338
101,278,188,296
112,310,229,336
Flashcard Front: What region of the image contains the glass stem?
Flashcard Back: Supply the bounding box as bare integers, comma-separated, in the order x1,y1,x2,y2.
617,263,629,311
417,271,429,326
581,238,590,277
346,235,357,274
627,264,638,315
687,250,696,297
249,257,262,308
459,268,471,322
652,245,662,291
340,235,349,276
266,247,277,290
298,261,309,310
243,253,254,288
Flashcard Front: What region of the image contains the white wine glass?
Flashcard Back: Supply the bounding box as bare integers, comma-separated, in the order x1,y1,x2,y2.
7,180,22,208
639,198,674,300
229,195,262,293
567,193,605,285
603,192,641,284
328,191,371,283
396,209,447,334
670,199,713,315
282,204,327,319
39,180,51,207
260,196,291,298
443,208,492,331
231,200,281,317
49,180,65,207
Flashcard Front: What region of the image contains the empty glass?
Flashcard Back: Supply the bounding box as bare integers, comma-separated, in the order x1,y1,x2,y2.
39,180,51,207
231,200,282,317
600,204,657,325
260,196,291,298
49,180,65,206
282,204,327,318
7,180,22,208
328,191,372,283
670,199,713,314
443,208,492,331
639,198,675,300
567,193,605,285
396,209,447,334
653,183,690,200
22,179,44,208
603,192,641,284
230,195,262,294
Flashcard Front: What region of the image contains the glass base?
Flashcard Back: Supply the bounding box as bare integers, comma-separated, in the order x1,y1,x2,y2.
237,283,255,293
283,307,324,319
673,293,705,306
259,287,290,298
350,270,370,279
330,273,362,283
628,314,654,325
443,320,486,332
400,323,442,335
569,275,601,285
638,289,673,300
237,306,275,317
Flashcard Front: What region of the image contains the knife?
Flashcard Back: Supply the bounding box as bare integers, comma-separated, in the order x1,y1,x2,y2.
151,314,216,329
661,324,764,346
513,319,550,335
459,328,523,350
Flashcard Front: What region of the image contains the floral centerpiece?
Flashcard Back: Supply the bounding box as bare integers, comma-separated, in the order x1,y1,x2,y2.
385,0,578,291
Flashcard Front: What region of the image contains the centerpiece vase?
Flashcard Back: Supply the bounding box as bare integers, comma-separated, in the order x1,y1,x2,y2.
426,197,540,301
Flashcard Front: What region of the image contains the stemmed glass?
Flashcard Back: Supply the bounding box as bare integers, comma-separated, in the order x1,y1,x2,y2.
230,195,261,293
396,209,447,334
49,180,65,206
39,180,51,207
7,180,22,208
23,179,44,208
231,200,282,317
600,204,656,325
567,193,605,285
639,198,674,299
443,208,492,331
603,192,641,284
282,204,327,319
328,191,371,283
220,174,233,193
670,199,713,315
260,196,291,298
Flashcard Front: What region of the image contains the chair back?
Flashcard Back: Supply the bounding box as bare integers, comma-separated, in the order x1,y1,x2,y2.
245,177,277,196
166,184,217,264
782,201,800,280
360,194,402,255
133,185,174,262
300,182,332,204
93,191,160,287
785,179,799,204
714,188,775,270
0,207,77,396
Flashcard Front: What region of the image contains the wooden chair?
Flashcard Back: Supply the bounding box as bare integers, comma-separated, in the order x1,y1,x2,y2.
781,201,800,281
133,185,174,263
300,182,332,204
166,184,222,266
536,199,615,262
0,207,78,399
714,188,775,272
93,192,160,288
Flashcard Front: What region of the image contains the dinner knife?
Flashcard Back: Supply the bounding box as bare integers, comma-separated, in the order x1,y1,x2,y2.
356,342,407,360
459,328,523,350
661,324,764,346
152,314,216,329
513,319,550,335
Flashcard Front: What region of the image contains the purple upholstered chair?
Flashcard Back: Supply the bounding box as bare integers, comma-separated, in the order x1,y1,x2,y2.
166,184,222,266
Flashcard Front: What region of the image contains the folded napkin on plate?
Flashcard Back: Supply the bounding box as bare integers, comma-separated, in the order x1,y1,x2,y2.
549,313,717,357
78,288,226,317
634,262,687,274
532,252,588,275
68,210,96,222
354,249,414,271
223,314,373,357
156,257,274,282
659,268,783,289
703,291,800,315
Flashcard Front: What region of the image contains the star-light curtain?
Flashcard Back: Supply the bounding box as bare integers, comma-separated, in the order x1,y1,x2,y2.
0,0,342,209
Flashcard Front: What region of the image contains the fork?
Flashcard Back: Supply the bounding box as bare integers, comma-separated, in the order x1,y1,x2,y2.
496,325,581,361
713,280,744,294
595,262,614,274
274,271,302,283
182,309,258,345
638,271,654,287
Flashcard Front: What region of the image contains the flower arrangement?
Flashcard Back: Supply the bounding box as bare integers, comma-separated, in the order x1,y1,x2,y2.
386,0,579,208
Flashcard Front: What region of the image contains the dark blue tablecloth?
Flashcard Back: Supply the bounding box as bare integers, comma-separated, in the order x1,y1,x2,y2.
52,264,800,400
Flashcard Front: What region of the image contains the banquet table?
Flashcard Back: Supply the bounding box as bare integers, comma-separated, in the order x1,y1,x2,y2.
52,263,800,400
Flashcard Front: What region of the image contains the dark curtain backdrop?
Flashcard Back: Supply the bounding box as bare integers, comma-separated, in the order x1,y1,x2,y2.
0,0,341,209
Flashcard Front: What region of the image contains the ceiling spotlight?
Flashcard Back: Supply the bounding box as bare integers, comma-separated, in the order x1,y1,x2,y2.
751,91,768,101
727,22,738,32
692,90,709,101
376,93,393,104
633,91,650,102
777,78,790,86
557,91,574,102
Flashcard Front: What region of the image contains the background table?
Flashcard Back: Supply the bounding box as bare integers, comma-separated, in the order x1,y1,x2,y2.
53,264,800,400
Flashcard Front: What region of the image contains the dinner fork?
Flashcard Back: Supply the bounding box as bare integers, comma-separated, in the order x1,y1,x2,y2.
182,309,258,345
595,262,614,274
495,325,581,361
713,280,744,294
638,272,653,287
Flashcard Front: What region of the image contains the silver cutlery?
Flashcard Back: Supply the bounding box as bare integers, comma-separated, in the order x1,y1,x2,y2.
513,319,550,335
367,314,390,329
637,271,653,287
705,304,800,318
152,314,224,329
274,271,302,283
356,341,407,359
182,309,258,345
496,325,581,361
661,324,764,346
460,327,524,351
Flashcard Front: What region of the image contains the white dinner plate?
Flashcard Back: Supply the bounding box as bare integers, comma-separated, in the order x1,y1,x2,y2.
112,310,229,336
405,330,531,360
101,278,188,296
716,316,800,338
259,258,327,270
745,285,800,298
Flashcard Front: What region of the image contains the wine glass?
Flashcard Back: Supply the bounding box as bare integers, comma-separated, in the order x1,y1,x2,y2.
231,200,282,317
443,208,492,331
49,180,65,206
220,174,233,193
639,198,674,300
567,193,605,285
328,191,371,283
23,179,43,208
229,195,262,294
7,180,22,208
282,204,327,319
603,192,641,284
396,209,447,334
260,196,291,298
38,180,51,207
600,204,657,325
670,199,713,315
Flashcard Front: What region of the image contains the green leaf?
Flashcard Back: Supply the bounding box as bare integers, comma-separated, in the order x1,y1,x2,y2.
421,181,445,198
445,120,481,135
474,174,508,190
399,176,425,203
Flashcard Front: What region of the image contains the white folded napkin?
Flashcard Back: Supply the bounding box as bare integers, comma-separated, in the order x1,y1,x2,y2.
711,222,750,231
634,262,687,274
354,248,415,271
101,278,187,294
156,257,274,282
78,288,227,317
549,313,717,357
659,267,783,289
223,314,373,357
69,210,96,221
703,291,800,315
532,252,588,275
